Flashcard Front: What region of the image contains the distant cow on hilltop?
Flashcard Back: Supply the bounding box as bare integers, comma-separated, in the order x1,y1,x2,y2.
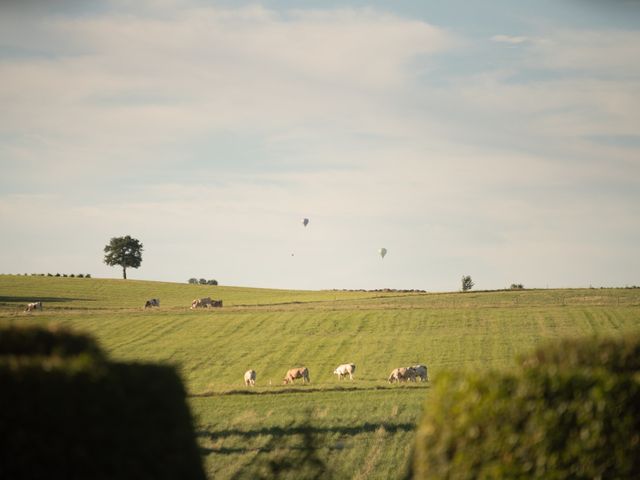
25,301,42,312
144,298,160,308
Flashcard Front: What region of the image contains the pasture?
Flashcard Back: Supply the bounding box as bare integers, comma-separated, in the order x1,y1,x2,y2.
2,275,640,479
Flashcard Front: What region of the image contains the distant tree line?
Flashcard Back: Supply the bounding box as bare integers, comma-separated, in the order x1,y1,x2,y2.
9,273,92,278
188,278,218,286
331,288,426,293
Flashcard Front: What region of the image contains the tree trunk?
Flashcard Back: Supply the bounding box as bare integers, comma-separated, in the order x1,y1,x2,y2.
122,266,127,280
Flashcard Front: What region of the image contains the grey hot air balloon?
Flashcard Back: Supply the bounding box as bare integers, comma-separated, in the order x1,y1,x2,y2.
379,248,387,259
302,218,309,227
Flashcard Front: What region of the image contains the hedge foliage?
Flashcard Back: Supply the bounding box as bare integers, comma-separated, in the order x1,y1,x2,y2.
0,325,206,480
0,325,104,359
413,336,640,479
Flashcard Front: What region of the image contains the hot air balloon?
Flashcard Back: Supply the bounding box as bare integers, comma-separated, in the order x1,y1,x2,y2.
379,248,387,259
302,218,309,227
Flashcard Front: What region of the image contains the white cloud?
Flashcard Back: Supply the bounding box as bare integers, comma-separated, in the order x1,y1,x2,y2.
0,4,456,186
491,34,529,44
527,29,640,72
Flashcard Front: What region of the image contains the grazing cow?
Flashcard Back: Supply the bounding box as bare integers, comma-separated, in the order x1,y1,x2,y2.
191,297,213,309
333,363,356,380
411,364,429,382
283,367,310,384
25,301,43,312
144,298,160,308
388,367,416,383
244,369,256,386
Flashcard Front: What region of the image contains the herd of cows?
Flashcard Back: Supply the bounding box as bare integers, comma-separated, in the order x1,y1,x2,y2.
23,297,223,311
143,297,223,309
23,297,430,387
242,363,430,386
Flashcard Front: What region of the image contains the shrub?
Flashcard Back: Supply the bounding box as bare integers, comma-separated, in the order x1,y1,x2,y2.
510,283,524,290
206,279,218,286
412,336,640,479
17,273,90,278
0,325,206,480
461,275,474,292
188,278,198,284
198,278,207,285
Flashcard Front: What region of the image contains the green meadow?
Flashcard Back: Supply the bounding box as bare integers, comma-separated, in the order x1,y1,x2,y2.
2,275,640,479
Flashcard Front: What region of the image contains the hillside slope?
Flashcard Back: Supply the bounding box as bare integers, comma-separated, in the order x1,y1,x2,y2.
2,275,639,479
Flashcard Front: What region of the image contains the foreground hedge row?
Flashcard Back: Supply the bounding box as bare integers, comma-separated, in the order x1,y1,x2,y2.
0,325,205,480
413,336,640,479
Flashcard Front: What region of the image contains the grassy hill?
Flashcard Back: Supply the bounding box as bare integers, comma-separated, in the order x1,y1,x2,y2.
0,274,417,311
2,275,639,479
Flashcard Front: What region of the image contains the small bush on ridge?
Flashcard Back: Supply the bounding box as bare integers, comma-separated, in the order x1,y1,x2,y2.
188,278,217,285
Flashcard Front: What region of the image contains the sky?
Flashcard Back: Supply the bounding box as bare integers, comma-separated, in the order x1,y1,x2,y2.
1,0,639,291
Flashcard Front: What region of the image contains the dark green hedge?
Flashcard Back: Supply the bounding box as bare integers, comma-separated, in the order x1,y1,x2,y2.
0,326,206,480
413,336,640,479
0,325,104,359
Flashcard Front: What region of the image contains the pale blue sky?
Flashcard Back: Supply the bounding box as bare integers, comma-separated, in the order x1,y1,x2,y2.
1,1,639,290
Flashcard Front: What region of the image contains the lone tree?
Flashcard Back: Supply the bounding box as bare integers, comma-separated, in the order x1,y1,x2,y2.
103,235,143,279
461,275,474,292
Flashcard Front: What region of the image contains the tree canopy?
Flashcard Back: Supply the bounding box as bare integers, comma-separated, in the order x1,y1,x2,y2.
103,235,143,279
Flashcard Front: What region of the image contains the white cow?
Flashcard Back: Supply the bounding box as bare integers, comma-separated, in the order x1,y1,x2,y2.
244,369,256,386
25,301,43,312
144,298,160,308
333,363,356,380
411,364,429,382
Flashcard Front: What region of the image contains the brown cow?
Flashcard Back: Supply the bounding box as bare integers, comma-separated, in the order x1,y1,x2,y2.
283,367,310,384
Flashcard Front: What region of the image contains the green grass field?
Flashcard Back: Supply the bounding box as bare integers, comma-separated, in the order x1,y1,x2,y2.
2,275,640,478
